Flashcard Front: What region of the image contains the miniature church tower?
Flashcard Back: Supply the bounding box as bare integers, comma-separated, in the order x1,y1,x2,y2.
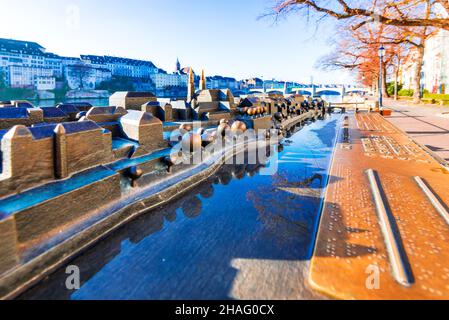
199,69,206,90
175,58,181,73
187,68,195,102
54,124,68,179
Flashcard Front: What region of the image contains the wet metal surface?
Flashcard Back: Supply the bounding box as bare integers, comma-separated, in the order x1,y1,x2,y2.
0,166,116,216
19,114,341,300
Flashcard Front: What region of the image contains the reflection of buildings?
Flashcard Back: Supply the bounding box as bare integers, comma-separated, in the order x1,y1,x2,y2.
17,152,326,300
247,170,323,248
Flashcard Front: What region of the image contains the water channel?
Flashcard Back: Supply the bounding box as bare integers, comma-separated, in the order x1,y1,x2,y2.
19,112,342,300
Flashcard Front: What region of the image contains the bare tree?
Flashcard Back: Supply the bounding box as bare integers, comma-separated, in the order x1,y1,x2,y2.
272,0,438,103
69,62,93,89
272,0,449,30
0,68,7,89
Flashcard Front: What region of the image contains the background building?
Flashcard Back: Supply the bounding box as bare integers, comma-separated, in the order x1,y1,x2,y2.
8,65,54,88
35,75,56,90
242,77,263,89
206,75,238,91
0,37,300,98
64,62,112,90
150,71,187,89
421,29,449,94
0,38,62,89
399,29,449,95
399,48,421,91
80,55,158,79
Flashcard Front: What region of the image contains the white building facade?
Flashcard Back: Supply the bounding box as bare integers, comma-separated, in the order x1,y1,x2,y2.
399,48,422,91
0,38,63,88
206,76,238,90
35,76,56,90
80,55,158,79
8,65,54,88
150,72,188,89
421,29,449,94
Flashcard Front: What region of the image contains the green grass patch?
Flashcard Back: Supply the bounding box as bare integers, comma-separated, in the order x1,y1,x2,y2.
423,93,449,100
398,89,414,97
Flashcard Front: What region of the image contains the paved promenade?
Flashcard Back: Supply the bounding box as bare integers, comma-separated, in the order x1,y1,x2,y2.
384,99,449,164
310,112,449,299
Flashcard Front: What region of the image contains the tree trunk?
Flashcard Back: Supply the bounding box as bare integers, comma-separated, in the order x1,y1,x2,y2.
394,59,400,100
412,46,425,104
394,70,398,100
382,62,389,98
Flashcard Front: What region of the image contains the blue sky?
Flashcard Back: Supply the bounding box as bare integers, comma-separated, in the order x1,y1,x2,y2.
0,0,353,83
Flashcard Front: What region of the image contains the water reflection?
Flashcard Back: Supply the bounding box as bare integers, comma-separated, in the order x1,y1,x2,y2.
19,114,342,300
320,94,342,104
34,98,109,108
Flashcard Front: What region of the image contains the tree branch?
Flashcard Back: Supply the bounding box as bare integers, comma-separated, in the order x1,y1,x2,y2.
273,0,449,30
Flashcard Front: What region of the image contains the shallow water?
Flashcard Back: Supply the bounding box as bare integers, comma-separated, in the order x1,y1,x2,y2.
35,98,110,108
19,113,342,300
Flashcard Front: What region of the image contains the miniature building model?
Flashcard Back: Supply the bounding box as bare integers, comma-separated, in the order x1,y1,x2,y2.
56,104,82,121
169,100,193,121
141,101,173,122
187,69,195,103
42,107,70,123
0,121,114,199
0,88,198,281
85,106,128,123
0,82,328,296
119,110,164,151
0,125,55,198
109,91,157,111
0,107,44,129
191,89,236,121
199,69,206,91
0,100,170,275
185,70,236,121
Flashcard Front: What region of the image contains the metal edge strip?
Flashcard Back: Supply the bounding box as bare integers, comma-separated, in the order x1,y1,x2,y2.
414,176,449,225
366,169,412,287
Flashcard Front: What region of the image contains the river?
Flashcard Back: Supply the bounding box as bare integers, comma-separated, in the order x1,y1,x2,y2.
33,94,343,108
33,98,110,108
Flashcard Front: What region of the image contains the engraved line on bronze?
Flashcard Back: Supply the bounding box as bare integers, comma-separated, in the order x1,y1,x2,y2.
366,169,413,287
414,176,449,226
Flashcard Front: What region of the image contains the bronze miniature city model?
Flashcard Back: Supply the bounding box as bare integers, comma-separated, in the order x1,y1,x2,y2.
0,78,324,298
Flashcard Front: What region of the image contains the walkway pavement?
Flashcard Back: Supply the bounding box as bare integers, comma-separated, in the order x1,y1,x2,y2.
384,98,449,163
310,112,449,299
